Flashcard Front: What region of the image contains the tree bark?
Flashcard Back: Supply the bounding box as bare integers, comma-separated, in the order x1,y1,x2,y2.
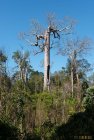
71,66,74,97
76,73,81,101
44,28,50,91
70,50,77,97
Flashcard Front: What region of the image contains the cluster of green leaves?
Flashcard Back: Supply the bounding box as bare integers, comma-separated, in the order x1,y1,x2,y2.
66,97,77,115
83,86,94,110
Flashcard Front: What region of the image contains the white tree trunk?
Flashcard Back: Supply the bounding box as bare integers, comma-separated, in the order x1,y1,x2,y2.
70,51,76,97
44,29,50,91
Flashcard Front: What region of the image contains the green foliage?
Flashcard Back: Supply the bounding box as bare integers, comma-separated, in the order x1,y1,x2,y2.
0,50,7,63
40,121,56,140
83,86,94,110
29,71,43,93
66,97,77,105
32,121,56,140
0,75,11,93
82,80,89,91
37,92,53,108
0,47,92,139
31,92,54,110
66,97,77,115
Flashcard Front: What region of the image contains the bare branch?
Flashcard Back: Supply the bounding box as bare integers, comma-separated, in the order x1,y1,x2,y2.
33,49,44,55
31,19,45,35
21,14,75,57
24,38,38,46
58,37,92,59
47,12,57,29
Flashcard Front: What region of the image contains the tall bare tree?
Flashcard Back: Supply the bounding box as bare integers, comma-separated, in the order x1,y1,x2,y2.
20,14,74,91
58,37,91,96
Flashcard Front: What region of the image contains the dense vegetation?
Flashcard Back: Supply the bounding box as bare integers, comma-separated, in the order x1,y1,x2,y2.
0,46,94,140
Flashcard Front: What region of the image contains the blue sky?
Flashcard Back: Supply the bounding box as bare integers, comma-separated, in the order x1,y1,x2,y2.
0,0,94,74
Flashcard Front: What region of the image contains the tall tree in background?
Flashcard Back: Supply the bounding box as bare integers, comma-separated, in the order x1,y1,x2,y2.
12,50,32,83
21,14,74,91
58,37,91,97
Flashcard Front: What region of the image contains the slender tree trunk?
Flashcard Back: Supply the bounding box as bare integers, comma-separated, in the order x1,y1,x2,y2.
24,68,27,83
77,73,80,88
76,73,81,101
44,28,50,91
70,51,77,97
71,66,74,97
19,64,23,80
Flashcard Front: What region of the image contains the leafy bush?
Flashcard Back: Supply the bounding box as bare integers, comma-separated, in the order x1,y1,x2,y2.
40,121,56,140
83,86,94,111
66,97,77,115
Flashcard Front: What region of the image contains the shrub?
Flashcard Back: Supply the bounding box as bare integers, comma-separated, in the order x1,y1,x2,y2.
83,86,94,111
